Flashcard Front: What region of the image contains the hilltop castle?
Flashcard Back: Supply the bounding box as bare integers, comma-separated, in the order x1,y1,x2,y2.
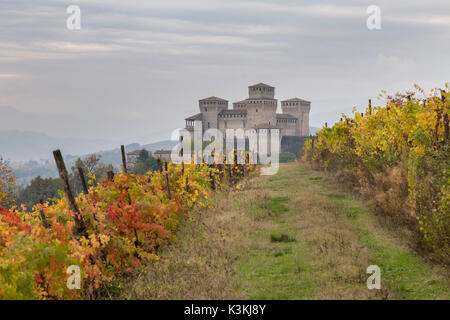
184,83,311,138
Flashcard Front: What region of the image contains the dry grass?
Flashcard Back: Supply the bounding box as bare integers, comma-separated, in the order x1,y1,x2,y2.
119,179,257,300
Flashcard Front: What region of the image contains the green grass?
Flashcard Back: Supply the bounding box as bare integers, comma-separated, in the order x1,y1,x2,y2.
270,233,297,243
270,197,290,215
234,163,450,300
235,195,318,298
325,186,450,299
237,241,318,299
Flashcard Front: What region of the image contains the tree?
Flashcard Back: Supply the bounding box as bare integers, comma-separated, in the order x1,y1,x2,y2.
279,152,297,163
137,149,150,162
70,154,114,194
133,152,158,174
0,158,16,208
74,154,102,175
17,176,61,210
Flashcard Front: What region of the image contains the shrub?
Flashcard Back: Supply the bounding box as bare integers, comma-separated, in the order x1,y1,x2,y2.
279,152,297,163
303,85,450,262
0,161,256,299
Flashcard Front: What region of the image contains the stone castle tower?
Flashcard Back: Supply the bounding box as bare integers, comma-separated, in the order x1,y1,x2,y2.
246,83,278,129
281,98,311,136
198,96,228,130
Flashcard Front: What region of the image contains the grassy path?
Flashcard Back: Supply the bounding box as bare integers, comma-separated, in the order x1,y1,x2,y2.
124,162,449,300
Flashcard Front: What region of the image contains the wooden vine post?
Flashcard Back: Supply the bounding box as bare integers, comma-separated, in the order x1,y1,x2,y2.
53,150,86,236
117,145,140,246
164,161,171,199
179,135,184,170
157,158,163,172
38,199,49,229
107,171,114,181
121,145,128,174
243,153,247,177
442,90,449,144
77,166,89,195
210,171,215,191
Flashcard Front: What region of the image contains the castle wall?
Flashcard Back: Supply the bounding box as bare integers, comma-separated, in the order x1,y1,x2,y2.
201,106,220,130
246,99,277,128
277,119,297,136
233,101,247,110
218,118,246,133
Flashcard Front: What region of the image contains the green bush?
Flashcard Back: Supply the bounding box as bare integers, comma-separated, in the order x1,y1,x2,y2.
279,152,296,163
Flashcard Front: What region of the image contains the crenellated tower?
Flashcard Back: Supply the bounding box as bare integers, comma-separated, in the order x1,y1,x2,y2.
198,96,228,131
246,83,277,128
281,98,311,136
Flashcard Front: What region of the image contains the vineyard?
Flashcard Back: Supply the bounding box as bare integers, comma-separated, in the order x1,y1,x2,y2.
303,85,450,262
1,85,449,300
0,149,253,299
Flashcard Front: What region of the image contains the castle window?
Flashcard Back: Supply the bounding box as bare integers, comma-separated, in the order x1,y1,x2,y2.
208,122,210,128
205,108,207,112
256,109,258,112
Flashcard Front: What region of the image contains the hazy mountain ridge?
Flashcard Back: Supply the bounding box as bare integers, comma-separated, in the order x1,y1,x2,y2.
8,137,178,185
4,126,317,185
0,129,117,162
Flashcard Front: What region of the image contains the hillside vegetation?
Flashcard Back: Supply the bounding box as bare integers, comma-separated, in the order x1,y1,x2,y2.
0,162,249,299
303,86,449,263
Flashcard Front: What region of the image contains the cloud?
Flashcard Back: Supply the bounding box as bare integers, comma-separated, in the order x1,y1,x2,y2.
0,73,28,79
0,0,449,149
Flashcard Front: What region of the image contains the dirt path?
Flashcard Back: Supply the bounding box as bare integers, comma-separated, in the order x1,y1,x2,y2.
123,162,449,300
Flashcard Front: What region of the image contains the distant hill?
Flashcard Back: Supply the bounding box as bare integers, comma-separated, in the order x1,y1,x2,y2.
83,140,178,168
142,140,179,152
0,130,117,162
10,138,179,185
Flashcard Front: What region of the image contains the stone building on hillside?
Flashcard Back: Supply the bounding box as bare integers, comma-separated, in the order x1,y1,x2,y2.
153,150,172,162
126,149,152,168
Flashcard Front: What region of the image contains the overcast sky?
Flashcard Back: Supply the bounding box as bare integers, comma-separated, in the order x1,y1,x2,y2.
1,0,449,145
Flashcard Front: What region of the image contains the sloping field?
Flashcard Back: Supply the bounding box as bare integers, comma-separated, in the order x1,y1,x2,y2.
123,162,449,300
